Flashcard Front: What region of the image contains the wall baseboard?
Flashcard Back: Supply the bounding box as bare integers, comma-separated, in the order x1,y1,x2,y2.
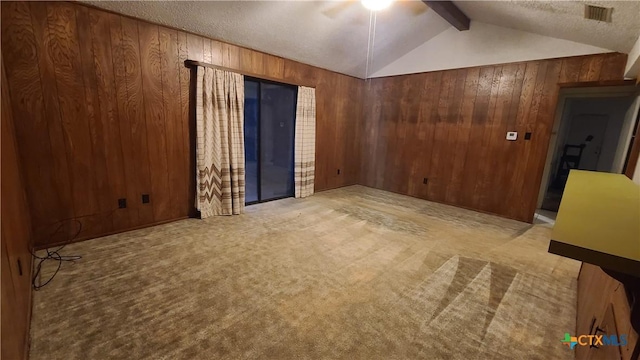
33,216,190,251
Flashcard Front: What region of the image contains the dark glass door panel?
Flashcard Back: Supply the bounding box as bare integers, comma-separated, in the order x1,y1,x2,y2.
260,83,296,201
244,78,296,205
244,80,259,204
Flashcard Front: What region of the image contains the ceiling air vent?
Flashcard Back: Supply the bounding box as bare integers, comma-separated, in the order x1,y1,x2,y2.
584,4,612,22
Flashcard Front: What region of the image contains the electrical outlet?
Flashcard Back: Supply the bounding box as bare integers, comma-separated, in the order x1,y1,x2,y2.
118,198,127,209
423,178,428,184
142,194,150,204
525,132,532,140
506,132,518,141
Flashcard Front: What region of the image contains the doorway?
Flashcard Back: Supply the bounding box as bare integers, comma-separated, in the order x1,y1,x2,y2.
537,85,640,214
244,78,297,205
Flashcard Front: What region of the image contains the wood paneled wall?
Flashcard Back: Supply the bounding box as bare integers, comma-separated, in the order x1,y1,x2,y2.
1,53,33,360
1,1,364,247
1,1,629,248
360,53,628,222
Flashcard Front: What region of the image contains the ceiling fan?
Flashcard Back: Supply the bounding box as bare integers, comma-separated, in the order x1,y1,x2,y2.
322,0,429,20
322,0,470,31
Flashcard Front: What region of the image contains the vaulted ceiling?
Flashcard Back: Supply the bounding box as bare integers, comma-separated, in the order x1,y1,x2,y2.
86,1,640,79
456,1,640,54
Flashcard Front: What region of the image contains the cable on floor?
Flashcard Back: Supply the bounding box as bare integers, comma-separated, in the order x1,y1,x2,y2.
31,220,83,290
30,209,116,290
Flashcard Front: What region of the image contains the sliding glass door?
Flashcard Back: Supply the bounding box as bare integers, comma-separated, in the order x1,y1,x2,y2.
244,78,297,204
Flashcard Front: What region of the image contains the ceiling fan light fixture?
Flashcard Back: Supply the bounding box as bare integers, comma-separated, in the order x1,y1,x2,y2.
361,0,393,11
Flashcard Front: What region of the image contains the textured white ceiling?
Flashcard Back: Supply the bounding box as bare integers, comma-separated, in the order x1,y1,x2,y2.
84,0,451,78
371,21,611,77
455,0,640,53
85,1,640,79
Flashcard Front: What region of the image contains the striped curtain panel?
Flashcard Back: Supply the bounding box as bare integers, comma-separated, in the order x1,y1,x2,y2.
294,86,316,198
195,67,245,218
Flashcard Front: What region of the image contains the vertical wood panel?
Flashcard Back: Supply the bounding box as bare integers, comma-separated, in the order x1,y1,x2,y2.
88,8,130,230
264,55,284,79
187,34,204,62
362,80,383,188
210,39,223,66
1,49,33,360
2,2,74,243
471,66,504,209
414,72,442,198
251,51,265,76
585,55,603,80
177,31,192,216
221,42,237,68
1,243,21,360
486,63,524,214
599,53,627,81
121,16,154,225
26,2,76,240
378,79,398,190
578,56,600,82
444,68,479,205
459,66,494,206
240,47,253,73
439,70,467,197
159,27,186,219
185,33,204,211
332,73,347,189
314,71,331,189
558,57,582,83
76,5,114,235
519,60,561,220
139,21,171,221
427,70,457,201
511,61,548,219
577,57,590,81
477,65,516,212
283,59,317,87
346,76,364,185
500,62,540,219
560,57,582,83
46,2,99,231
109,12,140,228
1,242,22,360
394,77,412,193
244,48,258,75
203,37,212,63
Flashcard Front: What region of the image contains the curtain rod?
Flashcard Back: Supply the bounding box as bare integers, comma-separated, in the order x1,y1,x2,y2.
184,60,315,88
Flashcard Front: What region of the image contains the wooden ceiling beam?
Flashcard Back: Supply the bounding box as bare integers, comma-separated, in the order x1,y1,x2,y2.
423,1,470,31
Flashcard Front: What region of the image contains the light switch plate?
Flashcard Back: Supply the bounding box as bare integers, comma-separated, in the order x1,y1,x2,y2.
506,131,517,141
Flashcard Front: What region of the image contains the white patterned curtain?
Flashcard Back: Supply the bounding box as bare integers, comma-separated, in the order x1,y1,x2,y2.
195,67,245,217
294,86,316,198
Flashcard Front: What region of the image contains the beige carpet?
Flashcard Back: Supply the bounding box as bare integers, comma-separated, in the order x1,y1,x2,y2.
30,185,580,359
